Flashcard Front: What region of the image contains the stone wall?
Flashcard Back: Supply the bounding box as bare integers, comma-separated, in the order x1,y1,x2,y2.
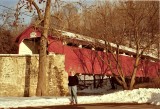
0,54,68,97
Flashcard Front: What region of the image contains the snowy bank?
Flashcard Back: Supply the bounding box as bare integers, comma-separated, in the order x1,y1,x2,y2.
0,88,160,108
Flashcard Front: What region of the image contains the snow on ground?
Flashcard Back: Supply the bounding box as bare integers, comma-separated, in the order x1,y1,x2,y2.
0,88,160,108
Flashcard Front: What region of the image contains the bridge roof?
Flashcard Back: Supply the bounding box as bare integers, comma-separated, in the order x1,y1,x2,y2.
16,25,159,61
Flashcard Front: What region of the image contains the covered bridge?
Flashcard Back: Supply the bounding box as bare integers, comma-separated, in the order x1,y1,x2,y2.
16,26,160,78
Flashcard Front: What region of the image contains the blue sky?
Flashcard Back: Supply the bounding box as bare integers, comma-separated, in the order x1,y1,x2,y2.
0,0,94,25
0,0,30,24
0,0,18,7
0,0,18,12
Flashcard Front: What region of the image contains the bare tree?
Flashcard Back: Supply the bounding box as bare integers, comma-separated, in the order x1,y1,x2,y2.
0,8,25,53
63,0,159,90
36,0,51,96
120,1,159,89
95,1,159,90
16,0,51,96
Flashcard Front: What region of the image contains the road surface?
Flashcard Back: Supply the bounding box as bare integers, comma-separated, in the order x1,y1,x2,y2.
9,103,160,109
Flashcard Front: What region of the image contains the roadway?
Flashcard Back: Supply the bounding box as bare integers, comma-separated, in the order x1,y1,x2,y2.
9,103,160,109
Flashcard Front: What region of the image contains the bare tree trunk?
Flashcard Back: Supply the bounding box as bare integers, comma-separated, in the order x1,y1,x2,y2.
129,56,140,90
36,0,51,96
121,78,128,90
93,75,96,88
114,76,128,90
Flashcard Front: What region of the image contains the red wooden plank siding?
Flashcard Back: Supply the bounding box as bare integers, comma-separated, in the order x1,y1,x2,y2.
47,38,159,78
16,26,160,78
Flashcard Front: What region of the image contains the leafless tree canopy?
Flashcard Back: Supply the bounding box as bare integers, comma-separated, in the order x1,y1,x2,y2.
50,1,159,49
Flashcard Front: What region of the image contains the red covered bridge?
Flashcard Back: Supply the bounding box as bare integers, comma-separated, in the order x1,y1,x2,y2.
16,26,160,78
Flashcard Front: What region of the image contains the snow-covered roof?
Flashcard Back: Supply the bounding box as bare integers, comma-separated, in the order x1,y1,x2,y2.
58,30,159,61
16,26,158,61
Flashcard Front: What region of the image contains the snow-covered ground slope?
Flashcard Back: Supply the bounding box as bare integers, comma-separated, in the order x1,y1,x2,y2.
0,88,160,108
